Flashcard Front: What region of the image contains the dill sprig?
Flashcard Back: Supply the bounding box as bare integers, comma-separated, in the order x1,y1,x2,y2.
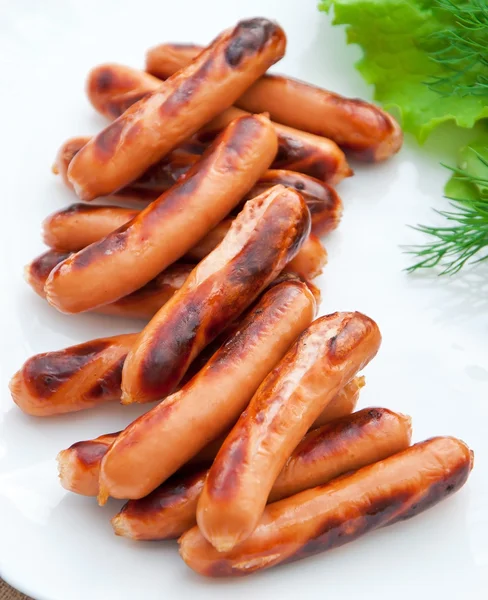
427,0,488,97
407,151,488,275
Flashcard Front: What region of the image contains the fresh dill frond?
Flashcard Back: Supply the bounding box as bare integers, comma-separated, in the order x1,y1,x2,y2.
407,152,488,275
427,0,488,97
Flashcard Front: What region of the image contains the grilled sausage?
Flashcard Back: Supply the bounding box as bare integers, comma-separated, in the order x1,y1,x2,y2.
9,334,137,416
312,375,364,427
55,375,364,497
197,312,381,551
180,437,473,576
49,165,341,239
119,184,310,406
85,62,352,185
112,407,411,540
243,170,342,236
146,43,403,161
99,276,315,503
42,204,139,252
25,250,193,320
52,136,198,202
86,63,161,120
68,19,286,200
45,114,278,313
58,432,120,496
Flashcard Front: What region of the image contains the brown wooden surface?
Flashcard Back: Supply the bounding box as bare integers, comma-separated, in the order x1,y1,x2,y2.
0,579,32,600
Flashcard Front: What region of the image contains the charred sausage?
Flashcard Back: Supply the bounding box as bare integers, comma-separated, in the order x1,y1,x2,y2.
180,437,473,576
197,312,381,551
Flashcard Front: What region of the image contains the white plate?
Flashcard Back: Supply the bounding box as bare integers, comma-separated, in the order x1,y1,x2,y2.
1,1,487,598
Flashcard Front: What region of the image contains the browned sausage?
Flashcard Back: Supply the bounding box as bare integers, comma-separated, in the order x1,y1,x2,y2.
9,334,138,416
180,437,473,576
68,19,286,200
119,184,310,406
112,407,411,540
49,165,342,238
25,250,193,320
57,432,120,496
146,43,403,161
197,312,381,551
98,276,315,503
86,63,161,120
85,62,352,185
56,376,364,497
312,375,364,427
42,204,139,252
45,114,278,313
243,170,342,236
52,136,199,202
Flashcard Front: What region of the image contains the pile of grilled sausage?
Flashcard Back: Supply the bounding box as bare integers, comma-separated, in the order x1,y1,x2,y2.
9,17,473,577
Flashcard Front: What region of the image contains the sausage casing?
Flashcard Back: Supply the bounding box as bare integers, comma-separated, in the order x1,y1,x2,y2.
9,334,137,416
197,312,382,551
56,376,363,497
45,114,278,313
86,62,352,185
99,276,315,502
68,19,286,200
180,437,473,577
112,407,411,540
146,43,402,161
120,184,311,406
26,250,193,320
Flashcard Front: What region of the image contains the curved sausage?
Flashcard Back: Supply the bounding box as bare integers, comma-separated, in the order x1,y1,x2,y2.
85,62,352,185
42,204,138,252
197,312,382,551
99,276,316,503
68,19,286,200
56,375,364,498
26,250,193,320
9,334,138,416
112,407,411,540
284,234,327,280
53,136,198,202
86,63,161,120
119,184,310,406
180,437,473,576
147,43,402,161
45,114,278,313
49,165,342,239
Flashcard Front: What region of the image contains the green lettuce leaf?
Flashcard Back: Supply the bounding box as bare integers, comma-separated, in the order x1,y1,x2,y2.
319,0,488,142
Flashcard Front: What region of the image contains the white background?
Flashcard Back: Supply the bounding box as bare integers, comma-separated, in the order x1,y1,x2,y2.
0,1,487,599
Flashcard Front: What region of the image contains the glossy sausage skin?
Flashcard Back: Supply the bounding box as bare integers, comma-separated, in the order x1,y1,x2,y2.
86,62,352,185
312,375,363,427
50,165,342,238
58,432,120,496
53,136,198,202
99,277,316,502
197,106,352,184
120,185,310,406
197,312,382,551
46,114,278,313
86,63,161,120
147,43,403,161
54,375,364,498
244,170,342,236
68,19,286,200
42,204,138,252
180,437,473,576
26,250,193,320
112,407,410,540
9,334,137,416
